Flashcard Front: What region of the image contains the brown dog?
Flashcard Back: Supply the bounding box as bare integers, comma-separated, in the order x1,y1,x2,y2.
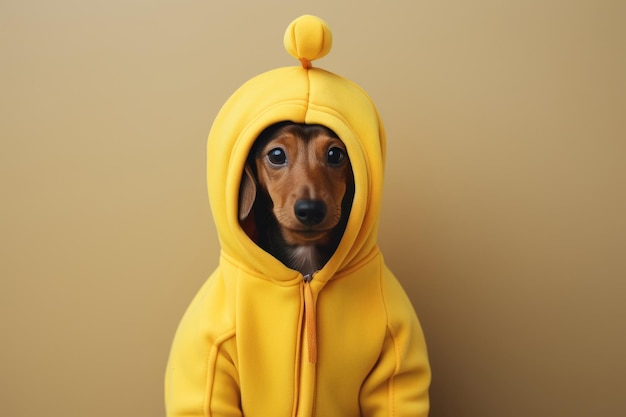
239,122,354,276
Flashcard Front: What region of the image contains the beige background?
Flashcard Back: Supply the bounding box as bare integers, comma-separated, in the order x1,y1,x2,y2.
2,1,625,416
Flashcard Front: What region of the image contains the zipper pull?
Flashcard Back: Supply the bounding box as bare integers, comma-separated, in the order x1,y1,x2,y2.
303,274,317,363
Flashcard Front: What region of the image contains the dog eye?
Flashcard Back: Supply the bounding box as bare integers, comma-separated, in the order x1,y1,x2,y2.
267,148,287,165
327,147,346,165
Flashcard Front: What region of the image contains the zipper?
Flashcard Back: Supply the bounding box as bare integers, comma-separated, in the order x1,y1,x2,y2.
302,273,317,364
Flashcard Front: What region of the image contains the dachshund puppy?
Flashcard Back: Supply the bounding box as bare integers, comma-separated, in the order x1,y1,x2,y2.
239,122,354,275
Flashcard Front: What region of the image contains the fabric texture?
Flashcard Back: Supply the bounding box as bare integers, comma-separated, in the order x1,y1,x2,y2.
165,15,430,417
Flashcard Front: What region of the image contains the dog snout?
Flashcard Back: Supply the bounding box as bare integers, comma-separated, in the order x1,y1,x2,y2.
294,199,326,226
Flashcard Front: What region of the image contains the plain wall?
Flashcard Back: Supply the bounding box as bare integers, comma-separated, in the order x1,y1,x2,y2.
2,1,624,416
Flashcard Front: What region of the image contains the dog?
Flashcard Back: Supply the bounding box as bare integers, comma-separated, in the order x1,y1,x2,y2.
238,122,354,276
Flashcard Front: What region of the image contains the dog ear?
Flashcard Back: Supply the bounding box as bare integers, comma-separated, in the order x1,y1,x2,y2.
238,164,257,221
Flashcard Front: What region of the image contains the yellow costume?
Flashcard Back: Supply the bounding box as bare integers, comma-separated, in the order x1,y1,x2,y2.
165,15,430,417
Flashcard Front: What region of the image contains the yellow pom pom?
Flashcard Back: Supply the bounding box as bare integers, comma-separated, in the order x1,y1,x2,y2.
283,15,333,69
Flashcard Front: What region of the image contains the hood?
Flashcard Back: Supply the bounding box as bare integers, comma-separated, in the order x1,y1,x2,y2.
206,15,386,283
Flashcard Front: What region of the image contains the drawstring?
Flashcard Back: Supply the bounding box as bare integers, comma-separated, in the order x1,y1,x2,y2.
303,274,317,364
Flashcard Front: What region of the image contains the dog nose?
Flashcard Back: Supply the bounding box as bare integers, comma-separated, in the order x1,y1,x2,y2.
294,199,326,226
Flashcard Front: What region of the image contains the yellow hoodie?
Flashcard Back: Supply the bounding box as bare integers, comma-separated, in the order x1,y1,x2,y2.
165,15,430,417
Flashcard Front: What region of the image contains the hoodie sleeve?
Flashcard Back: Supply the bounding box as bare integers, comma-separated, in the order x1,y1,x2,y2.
165,271,242,417
359,267,431,417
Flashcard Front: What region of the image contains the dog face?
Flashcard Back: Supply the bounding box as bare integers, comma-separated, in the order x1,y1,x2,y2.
239,123,353,248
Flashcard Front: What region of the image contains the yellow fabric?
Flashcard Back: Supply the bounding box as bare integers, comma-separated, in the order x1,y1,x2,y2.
284,14,333,63
165,15,430,417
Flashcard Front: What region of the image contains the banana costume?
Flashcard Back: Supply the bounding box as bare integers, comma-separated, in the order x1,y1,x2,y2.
165,15,430,417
